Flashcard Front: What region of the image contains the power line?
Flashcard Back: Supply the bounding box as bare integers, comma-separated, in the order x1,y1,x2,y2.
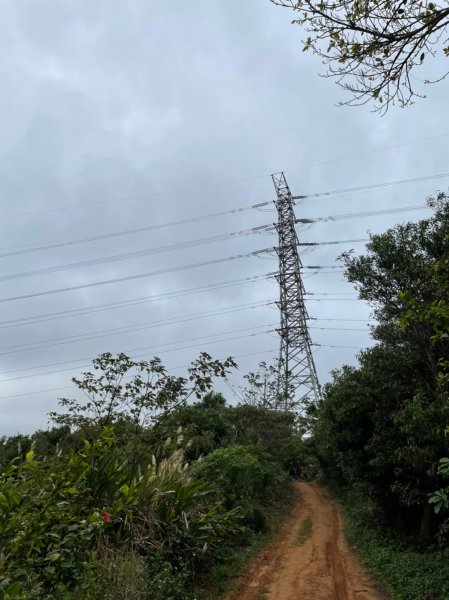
0,277,359,332
0,384,76,401
298,238,369,246
2,132,448,222
309,317,372,322
0,323,375,395
302,265,344,269
0,346,280,401
306,298,361,301
294,173,449,202
0,189,272,222
302,271,346,275
0,212,272,257
0,175,441,275
0,302,276,357
0,226,274,283
315,343,364,349
0,342,280,380
0,248,273,304
0,186,437,259
0,326,277,384
283,132,449,175
309,326,369,332
0,274,271,330
304,292,355,296
296,204,430,225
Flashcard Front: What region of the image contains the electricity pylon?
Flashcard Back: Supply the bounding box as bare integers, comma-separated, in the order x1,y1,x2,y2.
272,172,321,411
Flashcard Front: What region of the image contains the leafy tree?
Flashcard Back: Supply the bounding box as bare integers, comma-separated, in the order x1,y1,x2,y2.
241,359,298,410
270,0,449,111
399,249,449,538
228,404,303,466
241,361,280,408
341,192,449,390
313,343,448,540
311,195,449,543
51,352,237,435
151,392,234,462
193,444,283,508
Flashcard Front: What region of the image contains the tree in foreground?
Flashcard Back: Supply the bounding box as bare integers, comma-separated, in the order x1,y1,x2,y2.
51,351,237,435
270,0,449,112
311,193,449,543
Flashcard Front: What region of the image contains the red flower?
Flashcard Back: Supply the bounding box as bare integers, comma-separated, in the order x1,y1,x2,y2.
103,512,111,523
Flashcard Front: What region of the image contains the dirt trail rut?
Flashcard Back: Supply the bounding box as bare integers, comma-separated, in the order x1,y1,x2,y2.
227,482,386,600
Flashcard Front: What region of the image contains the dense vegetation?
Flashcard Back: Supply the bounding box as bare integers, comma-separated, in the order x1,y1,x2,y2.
310,193,449,599
0,353,305,599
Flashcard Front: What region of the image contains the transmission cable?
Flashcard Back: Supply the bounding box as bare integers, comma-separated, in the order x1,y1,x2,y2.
0,346,279,400
307,298,361,301
315,343,363,350
0,274,271,330
0,343,279,380
0,325,277,381
1,200,428,259
294,173,449,202
0,248,273,304
309,317,372,322
298,238,369,246
302,265,344,269
0,302,276,356
0,281,358,331
2,132,448,222
0,188,272,220
282,132,449,175
0,340,276,385
309,326,370,332
0,217,273,259
295,204,430,225
0,226,274,283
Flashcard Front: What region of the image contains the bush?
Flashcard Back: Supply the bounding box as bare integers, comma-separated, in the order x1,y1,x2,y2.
0,430,238,598
0,445,108,597
241,504,267,533
192,444,287,509
127,449,239,573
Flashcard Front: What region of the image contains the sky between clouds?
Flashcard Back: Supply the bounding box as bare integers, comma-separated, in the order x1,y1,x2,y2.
0,0,448,435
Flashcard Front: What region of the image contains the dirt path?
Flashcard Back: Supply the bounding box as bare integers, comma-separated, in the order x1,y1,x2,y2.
227,482,387,600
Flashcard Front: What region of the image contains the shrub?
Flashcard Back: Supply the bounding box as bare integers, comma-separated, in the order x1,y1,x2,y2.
127,449,240,573
0,429,239,598
0,444,108,597
192,444,287,509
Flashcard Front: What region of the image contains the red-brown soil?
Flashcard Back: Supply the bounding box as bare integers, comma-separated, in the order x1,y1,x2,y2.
226,482,387,600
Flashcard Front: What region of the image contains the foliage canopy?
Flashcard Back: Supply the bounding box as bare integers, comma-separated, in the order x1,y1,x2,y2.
311,193,449,543
271,0,449,112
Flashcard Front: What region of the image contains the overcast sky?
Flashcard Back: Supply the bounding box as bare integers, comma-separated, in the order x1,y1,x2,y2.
0,0,448,435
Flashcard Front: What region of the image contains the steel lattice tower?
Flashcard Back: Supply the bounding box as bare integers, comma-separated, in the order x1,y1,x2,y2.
272,172,321,411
